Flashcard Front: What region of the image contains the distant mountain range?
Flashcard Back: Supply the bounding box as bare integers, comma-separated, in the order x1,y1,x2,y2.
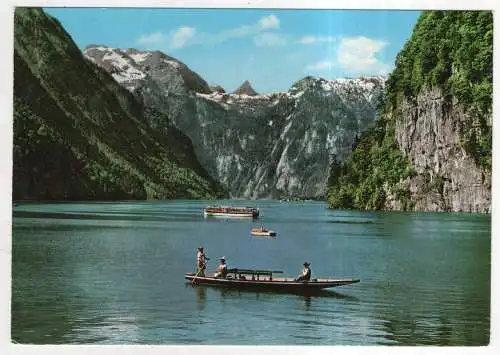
84,45,384,199
12,8,491,211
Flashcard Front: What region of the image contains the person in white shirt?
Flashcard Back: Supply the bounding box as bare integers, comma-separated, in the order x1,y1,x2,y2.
196,247,209,277
295,262,311,282
214,256,228,278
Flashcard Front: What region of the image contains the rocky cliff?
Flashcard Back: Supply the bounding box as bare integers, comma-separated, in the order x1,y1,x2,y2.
387,88,491,212
13,8,224,200
84,45,384,199
327,11,492,213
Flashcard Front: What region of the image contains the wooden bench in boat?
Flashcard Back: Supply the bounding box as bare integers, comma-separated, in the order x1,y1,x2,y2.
226,268,283,281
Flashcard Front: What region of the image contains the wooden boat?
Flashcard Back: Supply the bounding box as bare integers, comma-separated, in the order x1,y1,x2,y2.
186,268,360,293
204,205,259,219
251,227,276,237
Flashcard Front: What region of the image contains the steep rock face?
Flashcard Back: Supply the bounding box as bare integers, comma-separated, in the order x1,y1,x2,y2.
85,46,384,199
387,88,491,212
169,76,383,199
13,8,224,200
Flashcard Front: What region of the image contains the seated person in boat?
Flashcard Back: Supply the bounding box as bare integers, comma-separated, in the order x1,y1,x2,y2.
214,256,228,278
196,246,209,277
295,262,311,282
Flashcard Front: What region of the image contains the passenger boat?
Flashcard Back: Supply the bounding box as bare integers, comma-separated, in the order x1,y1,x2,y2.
251,227,276,237
186,268,360,292
203,205,259,218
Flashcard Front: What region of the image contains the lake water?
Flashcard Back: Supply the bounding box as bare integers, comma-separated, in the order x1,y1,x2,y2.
11,200,491,345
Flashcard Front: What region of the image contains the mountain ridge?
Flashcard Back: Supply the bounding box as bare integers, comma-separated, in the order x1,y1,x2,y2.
85,45,385,199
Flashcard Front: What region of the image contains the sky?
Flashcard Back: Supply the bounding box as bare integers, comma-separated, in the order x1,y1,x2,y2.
45,8,420,93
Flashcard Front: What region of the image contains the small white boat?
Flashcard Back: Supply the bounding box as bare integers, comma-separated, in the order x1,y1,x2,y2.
251,227,276,237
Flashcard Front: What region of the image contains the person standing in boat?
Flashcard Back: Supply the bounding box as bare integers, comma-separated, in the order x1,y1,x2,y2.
196,247,209,277
214,256,228,278
295,262,311,282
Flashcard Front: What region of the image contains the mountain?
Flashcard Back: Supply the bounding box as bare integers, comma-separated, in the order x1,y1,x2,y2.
13,8,225,200
232,80,258,96
85,46,384,199
210,85,226,94
327,11,492,212
84,45,212,95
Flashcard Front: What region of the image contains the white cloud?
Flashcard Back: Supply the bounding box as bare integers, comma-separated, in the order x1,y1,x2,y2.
298,35,336,45
137,32,166,45
169,26,196,49
304,36,392,76
137,14,281,50
258,14,280,30
253,32,287,47
337,36,390,74
305,60,335,72
214,14,280,43
301,36,392,75
299,35,316,45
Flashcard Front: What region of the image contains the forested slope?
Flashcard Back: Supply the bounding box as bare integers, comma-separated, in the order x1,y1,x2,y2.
328,11,492,212
13,8,225,200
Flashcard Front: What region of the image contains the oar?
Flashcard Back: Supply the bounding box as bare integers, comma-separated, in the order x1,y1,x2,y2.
192,260,209,286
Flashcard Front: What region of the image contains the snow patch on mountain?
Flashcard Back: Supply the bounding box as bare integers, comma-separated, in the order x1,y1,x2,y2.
102,51,146,82
287,90,305,100
163,59,181,69
128,52,152,63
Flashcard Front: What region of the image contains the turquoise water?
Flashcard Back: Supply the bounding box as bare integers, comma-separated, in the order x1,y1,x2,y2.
11,200,491,345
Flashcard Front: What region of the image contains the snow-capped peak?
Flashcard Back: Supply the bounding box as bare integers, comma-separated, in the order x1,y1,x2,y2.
84,45,147,90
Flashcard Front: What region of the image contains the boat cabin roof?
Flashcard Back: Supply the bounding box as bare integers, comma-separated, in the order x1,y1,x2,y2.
227,268,283,277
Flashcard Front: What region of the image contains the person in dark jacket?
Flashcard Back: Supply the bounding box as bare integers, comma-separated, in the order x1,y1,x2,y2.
295,262,311,281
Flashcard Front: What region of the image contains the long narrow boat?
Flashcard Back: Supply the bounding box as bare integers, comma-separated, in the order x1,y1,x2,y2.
186,268,359,292
204,205,259,219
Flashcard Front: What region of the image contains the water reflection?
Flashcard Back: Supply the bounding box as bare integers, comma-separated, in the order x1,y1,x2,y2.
303,296,311,309
436,315,453,346
196,287,206,310
13,210,201,222
375,302,489,345
188,284,359,304
11,283,93,344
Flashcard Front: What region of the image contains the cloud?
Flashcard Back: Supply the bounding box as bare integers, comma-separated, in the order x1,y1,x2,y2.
169,26,196,49
258,14,280,30
137,14,281,50
253,32,287,47
137,32,166,45
337,36,391,74
214,14,280,43
305,60,335,72
305,36,392,75
298,35,336,45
